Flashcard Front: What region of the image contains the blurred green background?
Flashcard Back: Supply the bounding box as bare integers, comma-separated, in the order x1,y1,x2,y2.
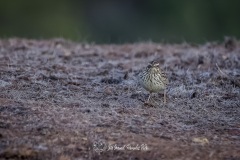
0,0,239,43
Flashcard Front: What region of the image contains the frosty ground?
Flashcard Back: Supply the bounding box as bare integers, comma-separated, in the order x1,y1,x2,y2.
0,38,239,160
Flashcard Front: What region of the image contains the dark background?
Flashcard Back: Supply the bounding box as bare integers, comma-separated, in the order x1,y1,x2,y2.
0,0,239,43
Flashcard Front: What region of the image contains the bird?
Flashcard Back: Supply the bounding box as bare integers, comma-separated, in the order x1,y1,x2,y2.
138,61,169,104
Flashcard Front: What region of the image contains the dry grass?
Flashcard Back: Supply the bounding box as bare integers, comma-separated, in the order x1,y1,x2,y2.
0,38,239,160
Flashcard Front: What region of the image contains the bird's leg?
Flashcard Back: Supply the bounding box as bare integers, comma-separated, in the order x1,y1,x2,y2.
147,92,152,103
164,89,167,104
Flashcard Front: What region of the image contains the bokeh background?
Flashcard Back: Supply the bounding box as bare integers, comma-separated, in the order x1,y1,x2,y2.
0,0,240,44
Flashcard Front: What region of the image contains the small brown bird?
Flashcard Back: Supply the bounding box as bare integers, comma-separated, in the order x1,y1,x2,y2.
138,61,169,104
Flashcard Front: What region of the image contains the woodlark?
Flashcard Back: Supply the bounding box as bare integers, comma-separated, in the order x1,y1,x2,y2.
138,61,169,104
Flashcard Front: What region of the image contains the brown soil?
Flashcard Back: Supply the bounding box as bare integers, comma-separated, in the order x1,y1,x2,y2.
0,38,239,160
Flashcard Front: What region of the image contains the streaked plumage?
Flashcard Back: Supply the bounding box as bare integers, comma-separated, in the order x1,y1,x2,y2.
138,61,169,103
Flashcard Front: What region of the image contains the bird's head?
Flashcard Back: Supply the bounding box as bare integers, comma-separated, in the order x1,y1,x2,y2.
147,61,160,69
